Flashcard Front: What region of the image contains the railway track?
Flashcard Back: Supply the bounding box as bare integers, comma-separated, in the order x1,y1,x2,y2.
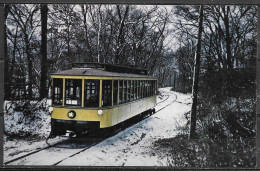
53,91,179,165
4,90,178,166
155,91,170,106
4,131,110,166
4,139,65,165
155,91,177,113
52,137,105,166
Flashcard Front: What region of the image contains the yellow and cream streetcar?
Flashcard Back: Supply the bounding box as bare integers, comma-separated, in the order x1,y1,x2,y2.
49,62,157,136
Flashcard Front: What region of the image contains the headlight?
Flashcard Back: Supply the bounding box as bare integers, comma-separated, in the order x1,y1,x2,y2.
49,107,53,113
98,110,103,115
68,110,76,119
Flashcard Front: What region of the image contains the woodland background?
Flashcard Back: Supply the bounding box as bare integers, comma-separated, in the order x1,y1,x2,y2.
3,4,257,167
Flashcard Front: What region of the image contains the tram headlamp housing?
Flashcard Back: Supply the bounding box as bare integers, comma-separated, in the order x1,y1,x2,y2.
98,110,103,116
68,110,76,119
49,107,53,113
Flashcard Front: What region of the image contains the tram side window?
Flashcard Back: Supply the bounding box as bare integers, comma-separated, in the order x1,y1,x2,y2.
85,79,99,107
154,80,157,95
151,81,153,96
146,81,148,97
139,81,142,99
137,80,140,100
140,80,143,99
142,80,145,98
150,80,153,96
149,80,152,96
119,80,123,104
53,78,63,105
144,81,147,98
113,80,118,105
128,80,131,102
147,81,149,97
145,81,149,97
155,80,157,94
152,80,155,96
134,80,137,100
139,80,142,99
65,79,82,106
149,81,152,96
147,80,150,97
123,80,127,103
151,80,154,96
143,80,145,98
102,80,112,106
148,81,151,97
130,80,134,101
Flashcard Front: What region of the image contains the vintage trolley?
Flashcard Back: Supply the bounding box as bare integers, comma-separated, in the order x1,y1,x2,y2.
49,62,157,136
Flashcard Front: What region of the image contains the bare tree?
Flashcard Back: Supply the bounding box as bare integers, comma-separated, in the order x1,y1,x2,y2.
39,4,48,100
5,5,176,99
115,5,129,65
189,5,204,139
4,4,10,99
8,4,40,99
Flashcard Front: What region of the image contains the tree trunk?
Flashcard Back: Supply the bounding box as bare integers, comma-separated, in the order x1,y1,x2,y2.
39,4,48,100
115,5,129,65
183,73,186,93
189,5,204,139
81,5,93,61
25,34,33,99
4,5,10,100
10,26,18,93
97,5,101,63
173,71,176,90
223,6,232,70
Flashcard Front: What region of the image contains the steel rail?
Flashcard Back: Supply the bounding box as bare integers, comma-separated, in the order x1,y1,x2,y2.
4,90,180,166
4,139,68,165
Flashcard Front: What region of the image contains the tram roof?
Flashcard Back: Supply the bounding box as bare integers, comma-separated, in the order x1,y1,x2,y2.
51,68,157,79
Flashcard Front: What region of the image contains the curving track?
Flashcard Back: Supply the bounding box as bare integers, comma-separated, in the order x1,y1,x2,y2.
155,91,177,113
4,90,178,166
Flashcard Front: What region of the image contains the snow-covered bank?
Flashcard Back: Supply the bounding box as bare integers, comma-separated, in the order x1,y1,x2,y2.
3,99,64,162
4,87,192,166
4,99,52,138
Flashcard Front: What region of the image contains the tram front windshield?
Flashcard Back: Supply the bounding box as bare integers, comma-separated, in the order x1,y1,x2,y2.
65,79,82,106
52,78,63,105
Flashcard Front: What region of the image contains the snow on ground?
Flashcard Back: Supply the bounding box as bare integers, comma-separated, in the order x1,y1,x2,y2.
4,99,52,137
4,99,68,162
58,87,192,166
4,87,192,166
4,136,67,163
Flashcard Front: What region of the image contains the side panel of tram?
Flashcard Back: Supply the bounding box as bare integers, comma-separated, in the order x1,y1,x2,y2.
50,76,157,130
52,96,156,128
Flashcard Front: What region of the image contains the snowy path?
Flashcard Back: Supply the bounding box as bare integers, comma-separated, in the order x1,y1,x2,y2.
4,87,191,166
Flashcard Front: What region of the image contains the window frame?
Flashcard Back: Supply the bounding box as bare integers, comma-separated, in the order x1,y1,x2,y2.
65,79,82,106
113,80,118,105
123,80,127,103
128,80,131,102
84,79,100,107
119,80,123,104
130,80,134,101
102,80,112,107
52,78,63,105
